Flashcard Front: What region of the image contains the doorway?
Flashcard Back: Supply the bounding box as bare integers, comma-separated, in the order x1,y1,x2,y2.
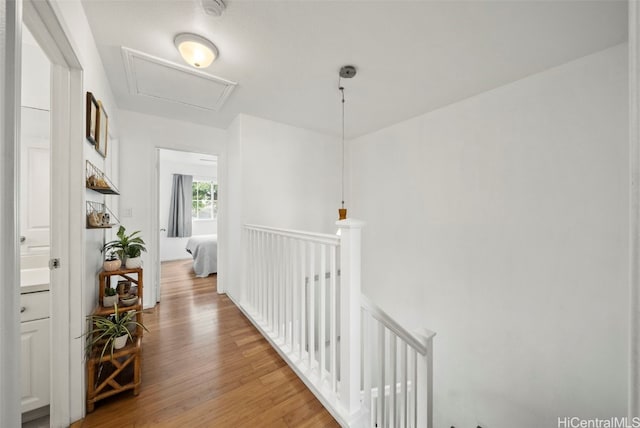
19,23,52,426
19,1,84,426
156,149,219,303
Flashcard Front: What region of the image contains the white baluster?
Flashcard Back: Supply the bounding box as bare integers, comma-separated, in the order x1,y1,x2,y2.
299,241,306,362
291,239,298,353
279,235,285,338
260,231,266,322
330,244,337,392
253,229,258,311
390,332,397,427
362,310,372,415
308,242,316,371
319,243,326,383
411,348,417,428
285,237,292,349
256,231,264,319
401,341,408,428
276,235,282,339
378,322,386,427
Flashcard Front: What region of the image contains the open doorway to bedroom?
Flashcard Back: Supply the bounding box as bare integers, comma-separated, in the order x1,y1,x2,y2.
157,149,218,302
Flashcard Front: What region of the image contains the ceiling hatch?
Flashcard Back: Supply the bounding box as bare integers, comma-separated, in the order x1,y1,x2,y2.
121,47,237,112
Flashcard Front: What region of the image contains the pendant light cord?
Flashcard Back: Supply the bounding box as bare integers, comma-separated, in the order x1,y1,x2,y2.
339,77,345,209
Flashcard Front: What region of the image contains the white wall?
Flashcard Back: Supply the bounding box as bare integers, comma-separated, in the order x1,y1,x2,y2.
118,110,227,306
349,44,628,427
21,32,49,111
159,156,218,261
226,114,341,299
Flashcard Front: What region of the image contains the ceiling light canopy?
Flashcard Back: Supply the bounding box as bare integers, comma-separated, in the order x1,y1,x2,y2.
174,33,218,69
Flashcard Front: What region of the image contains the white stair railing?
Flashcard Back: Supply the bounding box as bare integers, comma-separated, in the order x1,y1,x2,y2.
240,221,435,427
361,296,435,428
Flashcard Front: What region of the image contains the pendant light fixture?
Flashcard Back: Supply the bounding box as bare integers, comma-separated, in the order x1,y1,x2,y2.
338,65,356,220
174,33,219,69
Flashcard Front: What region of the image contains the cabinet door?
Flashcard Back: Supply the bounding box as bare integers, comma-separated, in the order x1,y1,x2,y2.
21,318,50,413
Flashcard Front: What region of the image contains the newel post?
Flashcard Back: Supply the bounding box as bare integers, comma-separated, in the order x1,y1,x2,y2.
336,218,365,420
415,328,436,428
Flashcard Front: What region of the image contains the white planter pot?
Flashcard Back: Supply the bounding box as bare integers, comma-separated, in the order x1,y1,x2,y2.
125,256,142,269
103,294,118,308
113,334,128,350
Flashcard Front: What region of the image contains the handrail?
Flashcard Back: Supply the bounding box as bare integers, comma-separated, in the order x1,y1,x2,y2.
245,223,340,246
360,294,436,355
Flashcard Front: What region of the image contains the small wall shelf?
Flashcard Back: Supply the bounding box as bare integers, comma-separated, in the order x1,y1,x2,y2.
86,201,119,229
86,160,119,195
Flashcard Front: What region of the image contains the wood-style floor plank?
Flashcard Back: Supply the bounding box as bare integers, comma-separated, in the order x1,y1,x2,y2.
78,259,339,427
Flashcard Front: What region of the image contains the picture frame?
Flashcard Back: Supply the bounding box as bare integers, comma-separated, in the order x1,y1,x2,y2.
85,92,99,145
96,101,108,158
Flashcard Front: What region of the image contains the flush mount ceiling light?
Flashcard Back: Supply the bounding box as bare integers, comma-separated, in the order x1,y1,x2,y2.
174,33,218,69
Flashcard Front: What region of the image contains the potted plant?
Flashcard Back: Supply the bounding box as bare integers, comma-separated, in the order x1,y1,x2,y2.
103,286,118,307
103,225,146,267
124,245,143,269
82,303,148,361
103,251,121,271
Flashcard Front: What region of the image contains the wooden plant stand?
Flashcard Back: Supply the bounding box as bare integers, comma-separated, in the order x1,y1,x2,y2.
86,267,143,412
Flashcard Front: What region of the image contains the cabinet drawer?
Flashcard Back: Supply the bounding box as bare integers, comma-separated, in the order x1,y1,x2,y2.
20,291,49,322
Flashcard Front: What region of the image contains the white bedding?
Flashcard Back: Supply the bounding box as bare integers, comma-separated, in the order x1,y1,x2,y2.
185,234,218,277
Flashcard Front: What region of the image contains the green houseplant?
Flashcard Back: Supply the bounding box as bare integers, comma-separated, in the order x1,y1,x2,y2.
102,225,146,268
83,303,148,361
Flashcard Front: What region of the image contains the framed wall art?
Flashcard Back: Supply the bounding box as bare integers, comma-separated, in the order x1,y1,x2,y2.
96,101,108,158
86,92,99,145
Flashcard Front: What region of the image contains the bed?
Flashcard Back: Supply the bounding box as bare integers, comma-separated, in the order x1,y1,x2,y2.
185,234,218,277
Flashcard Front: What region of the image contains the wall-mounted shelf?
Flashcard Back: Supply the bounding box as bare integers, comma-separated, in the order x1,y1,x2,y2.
86,160,119,195
86,201,119,229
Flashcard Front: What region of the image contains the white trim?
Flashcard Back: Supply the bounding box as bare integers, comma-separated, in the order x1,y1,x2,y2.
245,223,340,246
154,148,161,304
121,46,237,112
153,147,227,304
630,0,640,418
22,0,84,425
0,1,23,427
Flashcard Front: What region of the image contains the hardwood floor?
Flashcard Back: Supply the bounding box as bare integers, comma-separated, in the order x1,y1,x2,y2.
79,259,339,427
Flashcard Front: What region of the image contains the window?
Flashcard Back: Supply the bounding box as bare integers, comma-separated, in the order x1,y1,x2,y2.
192,180,217,220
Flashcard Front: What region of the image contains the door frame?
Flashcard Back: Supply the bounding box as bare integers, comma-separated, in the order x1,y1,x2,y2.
630,0,640,418
0,1,24,425
24,0,84,424
152,147,226,305
1,0,84,426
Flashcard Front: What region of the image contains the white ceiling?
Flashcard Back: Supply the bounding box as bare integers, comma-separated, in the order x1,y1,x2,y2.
82,0,627,138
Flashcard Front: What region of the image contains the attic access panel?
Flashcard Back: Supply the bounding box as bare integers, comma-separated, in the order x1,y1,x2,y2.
122,47,237,112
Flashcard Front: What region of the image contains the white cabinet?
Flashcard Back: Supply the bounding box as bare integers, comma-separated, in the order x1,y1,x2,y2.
20,291,50,413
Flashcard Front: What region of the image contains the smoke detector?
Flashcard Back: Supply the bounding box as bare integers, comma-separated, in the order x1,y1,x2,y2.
201,0,226,16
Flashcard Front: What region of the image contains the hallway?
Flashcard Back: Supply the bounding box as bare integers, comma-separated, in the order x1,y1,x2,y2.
79,259,338,427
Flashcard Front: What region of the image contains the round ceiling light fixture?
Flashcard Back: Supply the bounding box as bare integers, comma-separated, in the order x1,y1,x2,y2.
174,33,218,69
